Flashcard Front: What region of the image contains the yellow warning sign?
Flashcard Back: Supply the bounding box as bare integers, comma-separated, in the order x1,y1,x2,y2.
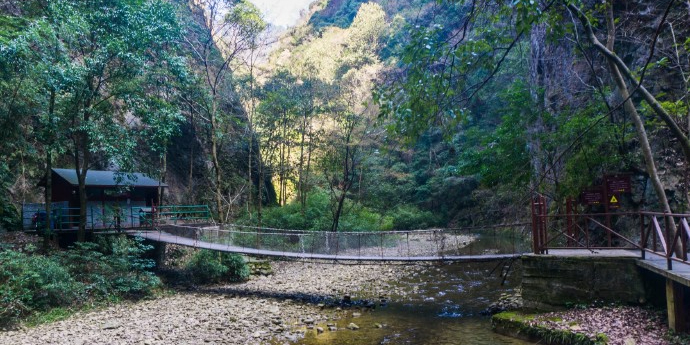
610,195,618,203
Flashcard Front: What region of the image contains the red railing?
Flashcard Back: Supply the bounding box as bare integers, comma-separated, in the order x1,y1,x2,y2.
531,195,690,271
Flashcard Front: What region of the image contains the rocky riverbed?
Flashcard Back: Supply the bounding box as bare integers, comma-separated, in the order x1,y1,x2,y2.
0,259,419,345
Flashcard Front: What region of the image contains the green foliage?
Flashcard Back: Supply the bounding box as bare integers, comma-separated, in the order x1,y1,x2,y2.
226,0,267,39
0,250,82,322
0,15,27,44
256,189,332,231
492,312,605,345
58,236,160,298
0,164,19,231
388,205,437,230
248,188,440,231
308,0,368,30
0,235,160,325
185,250,249,284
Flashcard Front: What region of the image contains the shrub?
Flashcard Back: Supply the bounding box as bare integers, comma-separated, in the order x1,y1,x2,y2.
0,250,83,323
388,205,439,230
58,236,160,299
186,250,250,284
0,235,161,326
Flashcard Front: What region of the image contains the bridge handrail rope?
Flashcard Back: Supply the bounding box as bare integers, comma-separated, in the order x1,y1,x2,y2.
134,222,527,262
226,223,531,233
222,223,527,236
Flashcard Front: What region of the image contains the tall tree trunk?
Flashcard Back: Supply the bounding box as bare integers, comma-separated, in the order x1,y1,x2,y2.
76,157,88,242
331,127,355,232
43,88,56,250
75,108,91,242
44,152,52,250
604,4,679,253
210,99,223,222
304,122,314,212
570,3,681,255
285,135,291,205
257,147,264,227
279,111,288,206
158,151,167,208
298,115,306,215
189,118,195,204
331,190,347,232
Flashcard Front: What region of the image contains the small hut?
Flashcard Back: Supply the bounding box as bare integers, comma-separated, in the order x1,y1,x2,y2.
25,168,167,230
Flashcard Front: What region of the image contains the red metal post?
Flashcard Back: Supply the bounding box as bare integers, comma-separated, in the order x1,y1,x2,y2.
540,195,549,254
640,213,646,259
665,213,673,270
531,196,539,254
566,198,574,247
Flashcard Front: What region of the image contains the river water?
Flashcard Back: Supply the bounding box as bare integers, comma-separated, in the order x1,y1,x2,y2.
295,232,535,345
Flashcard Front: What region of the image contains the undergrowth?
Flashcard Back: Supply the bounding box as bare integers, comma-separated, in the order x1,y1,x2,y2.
0,235,160,327
185,249,250,284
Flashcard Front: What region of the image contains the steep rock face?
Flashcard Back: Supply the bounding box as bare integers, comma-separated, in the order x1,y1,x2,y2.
159,0,266,208
530,23,591,114
0,1,20,15
529,1,690,210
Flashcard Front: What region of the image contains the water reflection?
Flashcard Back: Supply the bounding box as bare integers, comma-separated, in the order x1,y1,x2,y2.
295,260,535,345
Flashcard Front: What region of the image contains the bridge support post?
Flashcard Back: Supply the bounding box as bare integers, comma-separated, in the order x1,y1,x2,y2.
152,241,166,268
666,278,688,332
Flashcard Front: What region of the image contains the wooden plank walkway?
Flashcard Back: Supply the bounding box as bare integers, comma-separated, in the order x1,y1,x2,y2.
130,230,519,262
637,252,690,286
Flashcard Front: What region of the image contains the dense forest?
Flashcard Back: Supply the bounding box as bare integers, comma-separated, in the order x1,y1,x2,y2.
0,0,689,235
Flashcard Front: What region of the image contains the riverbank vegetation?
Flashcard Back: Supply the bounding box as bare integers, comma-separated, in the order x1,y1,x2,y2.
0,233,250,327
0,236,159,326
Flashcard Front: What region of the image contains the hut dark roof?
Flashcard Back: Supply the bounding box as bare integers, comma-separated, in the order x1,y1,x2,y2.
52,168,167,188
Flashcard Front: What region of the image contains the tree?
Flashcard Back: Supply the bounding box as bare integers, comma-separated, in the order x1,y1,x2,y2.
256,70,299,206
567,1,681,253
377,1,688,205
9,0,186,241
183,0,266,222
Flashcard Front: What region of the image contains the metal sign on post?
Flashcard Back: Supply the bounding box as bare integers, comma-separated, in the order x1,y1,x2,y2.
604,174,630,210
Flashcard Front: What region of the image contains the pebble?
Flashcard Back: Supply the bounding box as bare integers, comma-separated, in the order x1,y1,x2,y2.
0,259,420,345
347,323,359,330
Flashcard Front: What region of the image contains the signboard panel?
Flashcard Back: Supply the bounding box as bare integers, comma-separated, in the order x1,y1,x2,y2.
580,189,604,205
605,174,631,194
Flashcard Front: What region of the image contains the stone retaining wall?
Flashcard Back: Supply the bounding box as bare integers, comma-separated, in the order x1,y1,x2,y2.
521,255,646,310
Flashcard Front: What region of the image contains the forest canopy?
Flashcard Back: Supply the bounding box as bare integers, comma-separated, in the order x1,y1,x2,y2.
0,0,688,234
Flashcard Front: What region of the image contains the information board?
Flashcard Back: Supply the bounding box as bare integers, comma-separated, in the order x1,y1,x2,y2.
605,174,631,194
580,189,604,205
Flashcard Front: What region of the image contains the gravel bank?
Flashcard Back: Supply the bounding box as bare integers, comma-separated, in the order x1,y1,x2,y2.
0,259,417,345
527,306,672,345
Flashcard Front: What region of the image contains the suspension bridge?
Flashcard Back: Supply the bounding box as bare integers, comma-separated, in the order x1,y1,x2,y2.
130,223,530,262
24,201,690,331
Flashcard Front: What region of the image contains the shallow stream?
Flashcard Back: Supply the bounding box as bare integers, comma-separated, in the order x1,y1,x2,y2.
295,260,534,345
